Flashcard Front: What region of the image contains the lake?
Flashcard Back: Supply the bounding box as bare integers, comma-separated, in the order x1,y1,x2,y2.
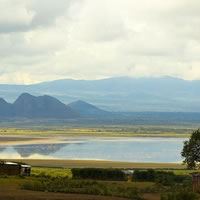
0,137,187,163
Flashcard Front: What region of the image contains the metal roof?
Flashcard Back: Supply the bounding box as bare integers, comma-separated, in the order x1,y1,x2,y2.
0,161,31,167
4,162,18,165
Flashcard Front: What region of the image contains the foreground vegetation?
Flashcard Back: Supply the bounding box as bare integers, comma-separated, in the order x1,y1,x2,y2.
1,167,200,200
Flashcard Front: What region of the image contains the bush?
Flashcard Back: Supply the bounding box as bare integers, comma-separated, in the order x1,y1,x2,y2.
72,168,126,181
21,177,142,199
22,181,46,191
133,170,190,186
133,169,156,182
0,174,8,178
161,191,199,200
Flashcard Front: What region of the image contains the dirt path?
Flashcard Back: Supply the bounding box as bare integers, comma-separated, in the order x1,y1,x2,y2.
0,185,161,200
0,185,128,200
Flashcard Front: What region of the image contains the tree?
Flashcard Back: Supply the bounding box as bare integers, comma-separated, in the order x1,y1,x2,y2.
182,129,200,169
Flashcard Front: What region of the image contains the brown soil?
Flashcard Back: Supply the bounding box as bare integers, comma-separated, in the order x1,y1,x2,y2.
0,185,128,200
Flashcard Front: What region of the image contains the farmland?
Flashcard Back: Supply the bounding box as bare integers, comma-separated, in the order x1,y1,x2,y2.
0,166,199,200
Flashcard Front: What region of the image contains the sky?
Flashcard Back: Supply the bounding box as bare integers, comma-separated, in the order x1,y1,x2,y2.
0,0,200,84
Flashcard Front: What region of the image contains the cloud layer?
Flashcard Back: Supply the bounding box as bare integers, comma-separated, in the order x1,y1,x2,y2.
0,0,200,83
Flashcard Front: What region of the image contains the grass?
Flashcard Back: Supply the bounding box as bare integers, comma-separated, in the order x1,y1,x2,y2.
0,125,194,137
0,167,199,200
170,169,200,176
21,178,142,199
31,167,72,178
0,170,155,200
28,167,200,177
7,159,185,169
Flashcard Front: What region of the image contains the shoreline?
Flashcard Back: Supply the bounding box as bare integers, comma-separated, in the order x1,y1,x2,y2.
0,134,188,146
0,135,186,169
5,159,185,169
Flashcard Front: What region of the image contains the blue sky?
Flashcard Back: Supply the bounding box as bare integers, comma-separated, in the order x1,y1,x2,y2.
0,0,200,84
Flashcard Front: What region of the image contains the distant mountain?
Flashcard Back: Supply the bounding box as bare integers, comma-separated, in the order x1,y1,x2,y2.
0,93,79,119
1,93,200,124
1,76,200,112
68,100,109,117
0,98,12,118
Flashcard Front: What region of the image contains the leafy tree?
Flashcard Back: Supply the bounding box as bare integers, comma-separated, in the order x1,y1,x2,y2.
182,129,200,169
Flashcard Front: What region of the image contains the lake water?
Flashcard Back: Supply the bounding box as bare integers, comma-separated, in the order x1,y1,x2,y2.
0,137,187,163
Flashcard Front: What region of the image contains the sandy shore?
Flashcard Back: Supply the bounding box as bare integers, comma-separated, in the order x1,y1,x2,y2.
0,134,187,146
0,136,58,146
0,135,86,146
0,135,185,169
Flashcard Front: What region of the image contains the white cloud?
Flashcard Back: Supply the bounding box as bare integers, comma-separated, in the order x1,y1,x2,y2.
0,0,200,83
0,0,35,32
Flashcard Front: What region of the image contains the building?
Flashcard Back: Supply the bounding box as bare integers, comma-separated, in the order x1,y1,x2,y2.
192,173,200,192
122,169,134,181
0,161,31,176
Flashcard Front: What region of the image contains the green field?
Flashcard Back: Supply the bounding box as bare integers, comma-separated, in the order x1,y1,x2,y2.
1,166,199,200
0,125,195,137
31,166,199,178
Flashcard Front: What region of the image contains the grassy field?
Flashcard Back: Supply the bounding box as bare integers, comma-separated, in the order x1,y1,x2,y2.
0,167,158,200
0,176,129,200
0,166,199,200
7,159,185,169
31,167,72,178
30,166,200,177
0,125,195,137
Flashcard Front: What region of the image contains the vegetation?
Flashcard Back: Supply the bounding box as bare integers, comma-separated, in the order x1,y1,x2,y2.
72,168,126,181
21,177,142,199
31,167,72,178
133,169,191,186
1,167,200,200
0,125,194,138
161,190,199,200
182,129,200,169
1,127,200,199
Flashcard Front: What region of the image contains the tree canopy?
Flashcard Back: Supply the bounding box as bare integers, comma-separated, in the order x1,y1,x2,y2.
182,129,200,169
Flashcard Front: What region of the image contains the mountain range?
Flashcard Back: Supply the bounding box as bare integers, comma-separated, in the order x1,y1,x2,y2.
0,93,107,119
1,92,200,125
1,76,200,112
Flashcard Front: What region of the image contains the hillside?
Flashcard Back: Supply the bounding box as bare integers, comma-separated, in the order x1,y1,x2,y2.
0,98,13,118
68,100,108,117
0,93,79,119
1,77,200,112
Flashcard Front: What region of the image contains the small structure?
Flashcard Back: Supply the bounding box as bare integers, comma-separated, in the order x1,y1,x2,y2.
192,173,200,192
0,161,31,176
122,169,134,181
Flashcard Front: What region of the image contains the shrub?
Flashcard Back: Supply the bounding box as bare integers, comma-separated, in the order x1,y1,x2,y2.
21,177,142,199
72,168,126,181
133,169,156,182
133,170,190,186
21,181,46,191
161,191,199,200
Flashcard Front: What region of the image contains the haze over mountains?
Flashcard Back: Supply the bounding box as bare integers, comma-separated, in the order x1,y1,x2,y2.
0,93,106,119
68,100,108,117
1,92,200,125
0,93,76,119
0,76,200,112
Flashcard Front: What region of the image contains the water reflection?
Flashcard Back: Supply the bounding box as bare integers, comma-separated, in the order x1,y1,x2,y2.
0,138,186,162
0,147,6,152
14,143,67,157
